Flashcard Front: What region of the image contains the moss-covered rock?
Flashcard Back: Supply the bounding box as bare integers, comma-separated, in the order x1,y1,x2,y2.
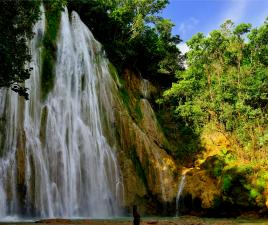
184,169,220,209
39,105,48,147
200,155,226,178
16,96,27,215
108,68,179,211
41,3,62,101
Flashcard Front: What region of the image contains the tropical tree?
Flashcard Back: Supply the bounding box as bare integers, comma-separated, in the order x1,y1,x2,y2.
164,20,268,148
68,0,183,86
0,0,41,99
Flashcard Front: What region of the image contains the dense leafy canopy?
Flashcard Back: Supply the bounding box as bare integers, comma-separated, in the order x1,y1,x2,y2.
68,0,184,87
0,0,41,99
164,19,268,148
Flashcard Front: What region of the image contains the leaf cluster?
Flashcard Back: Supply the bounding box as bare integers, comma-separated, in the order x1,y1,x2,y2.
67,0,184,87
0,0,41,99
164,19,268,147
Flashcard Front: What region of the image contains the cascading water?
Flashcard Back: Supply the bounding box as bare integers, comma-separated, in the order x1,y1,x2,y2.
175,174,186,216
140,79,150,99
0,7,123,219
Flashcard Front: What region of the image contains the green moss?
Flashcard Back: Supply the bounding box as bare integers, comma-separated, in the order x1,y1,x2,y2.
129,145,148,189
108,62,122,87
201,155,225,178
236,164,253,174
249,188,260,199
222,174,232,192
119,87,130,107
213,160,225,177
41,3,62,101
108,62,118,80
41,48,55,101
94,53,102,65
134,100,143,121
39,106,48,146
256,178,266,189
258,171,268,186
220,165,266,207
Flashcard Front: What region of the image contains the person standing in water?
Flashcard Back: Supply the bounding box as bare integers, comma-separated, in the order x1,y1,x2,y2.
133,205,140,225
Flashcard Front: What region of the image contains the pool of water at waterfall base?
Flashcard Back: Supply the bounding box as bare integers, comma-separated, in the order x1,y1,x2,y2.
0,216,268,225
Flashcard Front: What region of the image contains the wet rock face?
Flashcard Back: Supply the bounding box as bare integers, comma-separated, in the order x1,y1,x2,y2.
121,70,157,100
139,99,165,146
16,128,27,215
111,69,179,212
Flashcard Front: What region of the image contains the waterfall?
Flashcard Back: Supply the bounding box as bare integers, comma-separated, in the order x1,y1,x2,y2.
175,174,186,216
140,79,150,99
0,7,123,219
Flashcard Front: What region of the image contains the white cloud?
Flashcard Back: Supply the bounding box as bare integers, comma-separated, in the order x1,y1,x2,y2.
177,42,189,55
178,17,199,37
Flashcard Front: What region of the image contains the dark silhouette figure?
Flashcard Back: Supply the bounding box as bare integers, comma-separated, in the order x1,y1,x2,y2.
133,205,140,225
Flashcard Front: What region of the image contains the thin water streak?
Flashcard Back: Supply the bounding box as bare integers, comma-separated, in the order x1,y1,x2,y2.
176,174,186,217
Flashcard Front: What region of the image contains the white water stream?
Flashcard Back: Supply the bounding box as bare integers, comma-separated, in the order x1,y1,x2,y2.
175,174,186,216
0,8,123,218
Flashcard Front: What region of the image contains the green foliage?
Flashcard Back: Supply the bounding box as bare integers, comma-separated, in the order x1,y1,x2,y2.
236,164,253,174
0,0,41,99
164,19,268,148
255,171,268,190
155,106,201,160
119,88,130,107
217,164,268,207
233,23,252,37
213,160,225,177
221,150,236,164
162,18,267,209
242,170,268,206
249,188,260,199
67,0,183,87
222,174,232,192
201,155,226,177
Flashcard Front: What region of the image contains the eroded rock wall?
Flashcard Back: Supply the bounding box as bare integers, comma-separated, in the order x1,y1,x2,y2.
107,69,179,213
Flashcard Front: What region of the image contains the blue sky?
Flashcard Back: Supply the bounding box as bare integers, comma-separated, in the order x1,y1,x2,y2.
161,0,268,53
